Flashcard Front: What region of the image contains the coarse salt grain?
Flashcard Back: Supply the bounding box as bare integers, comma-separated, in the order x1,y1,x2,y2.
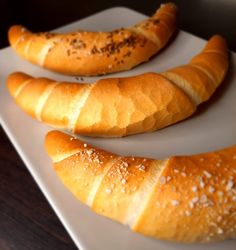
166,176,172,182
121,178,127,184
200,194,208,203
208,186,215,193
83,143,87,148
192,197,199,203
216,162,221,167
203,170,212,178
105,188,112,194
160,176,166,185
138,164,145,171
185,211,192,216
181,172,187,177
217,216,222,222
123,162,128,168
191,186,198,192
171,200,179,206
226,180,234,191
189,201,194,208
87,149,94,156
200,180,205,188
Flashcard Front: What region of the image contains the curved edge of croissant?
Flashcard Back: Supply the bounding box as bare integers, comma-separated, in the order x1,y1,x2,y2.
45,130,236,243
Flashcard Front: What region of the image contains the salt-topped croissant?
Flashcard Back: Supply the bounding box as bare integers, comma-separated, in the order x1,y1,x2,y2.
45,130,236,243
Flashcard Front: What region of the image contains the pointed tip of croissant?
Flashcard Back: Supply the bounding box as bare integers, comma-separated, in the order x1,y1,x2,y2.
160,2,178,10
45,130,86,163
7,72,32,97
157,2,178,16
203,35,228,55
8,25,29,47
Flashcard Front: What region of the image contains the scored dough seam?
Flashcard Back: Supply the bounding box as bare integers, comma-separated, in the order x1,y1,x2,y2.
128,27,161,47
86,157,122,206
190,64,218,86
38,41,60,66
130,159,169,228
126,159,168,226
35,82,60,121
160,72,201,105
68,84,94,132
14,79,32,97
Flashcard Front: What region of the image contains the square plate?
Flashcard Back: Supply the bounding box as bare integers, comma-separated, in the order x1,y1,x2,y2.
0,7,235,250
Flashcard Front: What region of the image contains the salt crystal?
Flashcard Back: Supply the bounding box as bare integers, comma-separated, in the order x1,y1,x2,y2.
171,200,179,206
200,194,208,203
160,176,166,185
203,170,212,178
191,186,198,192
181,172,187,177
105,188,112,194
185,211,192,216
226,180,234,191
208,186,215,193
192,197,199,203
166,176,172,182
121,179,127,184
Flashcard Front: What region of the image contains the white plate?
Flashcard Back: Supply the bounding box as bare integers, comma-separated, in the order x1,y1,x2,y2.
0,7,235,250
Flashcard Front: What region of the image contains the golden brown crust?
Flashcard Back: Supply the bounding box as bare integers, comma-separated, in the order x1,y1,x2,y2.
7,35,228,137
45,130,236,243
7,71,195,137
161,35,228,104
8,3,177,76
133,145,236,242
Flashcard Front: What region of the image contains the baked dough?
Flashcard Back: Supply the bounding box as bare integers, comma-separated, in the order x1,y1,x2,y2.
8,3,177,76
7,35,228,137
45,130,236,243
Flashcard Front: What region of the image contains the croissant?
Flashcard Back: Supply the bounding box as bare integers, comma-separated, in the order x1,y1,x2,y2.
8,3,177,76
45,130,236,243
7,35,228,137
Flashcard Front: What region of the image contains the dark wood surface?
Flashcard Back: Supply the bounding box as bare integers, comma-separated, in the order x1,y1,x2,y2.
0,1,235,250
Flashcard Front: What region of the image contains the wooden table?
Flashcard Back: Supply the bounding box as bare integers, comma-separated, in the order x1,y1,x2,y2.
0,0,235,249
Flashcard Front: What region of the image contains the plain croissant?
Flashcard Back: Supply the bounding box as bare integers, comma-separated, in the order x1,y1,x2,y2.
8,3,177,76
7,35,228,137
45,130,236,243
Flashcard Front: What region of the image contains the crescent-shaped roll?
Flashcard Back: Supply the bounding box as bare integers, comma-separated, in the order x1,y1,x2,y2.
7,35,228,137
45,130,236,243
8,3,177,76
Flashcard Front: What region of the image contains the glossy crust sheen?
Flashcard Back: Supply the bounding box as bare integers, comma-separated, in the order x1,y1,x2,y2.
7,35,228,137
8,3,177,76
45,130,236,243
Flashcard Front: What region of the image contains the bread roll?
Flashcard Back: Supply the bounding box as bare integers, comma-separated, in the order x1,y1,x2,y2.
7,35,228,137
8,3,177,76
45,130,236,243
